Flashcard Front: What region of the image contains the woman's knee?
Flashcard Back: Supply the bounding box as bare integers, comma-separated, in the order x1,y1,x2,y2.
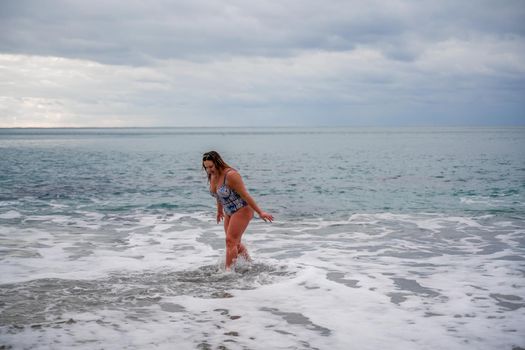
225,235,239,248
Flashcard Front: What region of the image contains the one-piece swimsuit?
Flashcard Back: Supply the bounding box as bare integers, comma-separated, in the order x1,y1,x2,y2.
210,169,248,216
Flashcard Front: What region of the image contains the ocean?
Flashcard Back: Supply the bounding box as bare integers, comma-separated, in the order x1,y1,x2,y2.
0,127,524,349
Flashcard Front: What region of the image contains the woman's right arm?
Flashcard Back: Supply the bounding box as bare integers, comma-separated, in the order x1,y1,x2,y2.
216,200,224,223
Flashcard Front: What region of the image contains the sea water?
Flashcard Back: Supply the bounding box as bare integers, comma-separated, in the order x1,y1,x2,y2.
0,127,524,349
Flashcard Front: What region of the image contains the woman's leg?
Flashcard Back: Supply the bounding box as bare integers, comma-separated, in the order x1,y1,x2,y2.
237,242,251,261
224,213,251,263
224,207,253,269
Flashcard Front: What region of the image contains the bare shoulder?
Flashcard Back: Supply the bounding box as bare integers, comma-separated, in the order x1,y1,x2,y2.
226,169,243,184
227,169,242,179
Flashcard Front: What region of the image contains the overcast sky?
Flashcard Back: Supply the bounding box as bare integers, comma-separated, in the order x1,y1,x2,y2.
1,0,524,127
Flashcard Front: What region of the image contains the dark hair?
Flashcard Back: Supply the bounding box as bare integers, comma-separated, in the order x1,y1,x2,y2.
202,151,230,182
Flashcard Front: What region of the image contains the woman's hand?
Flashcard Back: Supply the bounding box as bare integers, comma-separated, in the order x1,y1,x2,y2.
259,211,274,223
216,210,224,223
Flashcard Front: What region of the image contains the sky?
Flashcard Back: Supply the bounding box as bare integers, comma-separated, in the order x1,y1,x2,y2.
0,0,524,127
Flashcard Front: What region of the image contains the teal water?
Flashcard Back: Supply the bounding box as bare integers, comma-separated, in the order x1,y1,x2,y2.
1,127,524,350
1,127,524,218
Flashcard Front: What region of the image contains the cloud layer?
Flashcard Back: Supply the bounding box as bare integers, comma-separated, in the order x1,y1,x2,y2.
1,0,524,126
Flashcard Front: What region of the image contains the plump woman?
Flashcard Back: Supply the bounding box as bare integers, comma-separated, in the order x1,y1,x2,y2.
203,151,273,269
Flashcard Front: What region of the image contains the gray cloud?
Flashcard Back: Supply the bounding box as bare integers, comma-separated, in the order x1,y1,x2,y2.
0,0,524,126
2,0,523,64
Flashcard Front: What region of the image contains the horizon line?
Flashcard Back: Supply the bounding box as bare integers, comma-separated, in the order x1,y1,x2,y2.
2,124,525,129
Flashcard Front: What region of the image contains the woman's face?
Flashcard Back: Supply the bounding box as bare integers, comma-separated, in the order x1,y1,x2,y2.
203,160,217,176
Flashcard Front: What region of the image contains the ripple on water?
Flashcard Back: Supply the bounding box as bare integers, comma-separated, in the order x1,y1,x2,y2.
0,262,293,328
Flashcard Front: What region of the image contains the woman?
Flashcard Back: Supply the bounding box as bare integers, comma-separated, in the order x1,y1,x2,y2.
202,151,273,269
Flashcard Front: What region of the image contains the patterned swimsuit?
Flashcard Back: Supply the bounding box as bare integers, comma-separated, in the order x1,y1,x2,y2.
210,169,248,216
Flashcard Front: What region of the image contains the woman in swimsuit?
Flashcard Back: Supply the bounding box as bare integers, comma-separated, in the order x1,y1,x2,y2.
202,151,274,269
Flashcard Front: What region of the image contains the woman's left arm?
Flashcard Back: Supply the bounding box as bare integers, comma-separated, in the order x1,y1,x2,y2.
227,172,273,222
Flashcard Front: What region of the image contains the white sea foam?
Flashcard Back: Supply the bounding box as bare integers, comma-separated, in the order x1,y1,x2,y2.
0,210,22,219
460,196,509,206
1,211,524,349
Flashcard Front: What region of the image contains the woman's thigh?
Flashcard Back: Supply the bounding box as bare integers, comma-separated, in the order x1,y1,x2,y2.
226,207,253,240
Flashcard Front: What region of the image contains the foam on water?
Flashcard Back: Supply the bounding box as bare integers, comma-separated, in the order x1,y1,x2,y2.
1,210,524,349
0,210,21,219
